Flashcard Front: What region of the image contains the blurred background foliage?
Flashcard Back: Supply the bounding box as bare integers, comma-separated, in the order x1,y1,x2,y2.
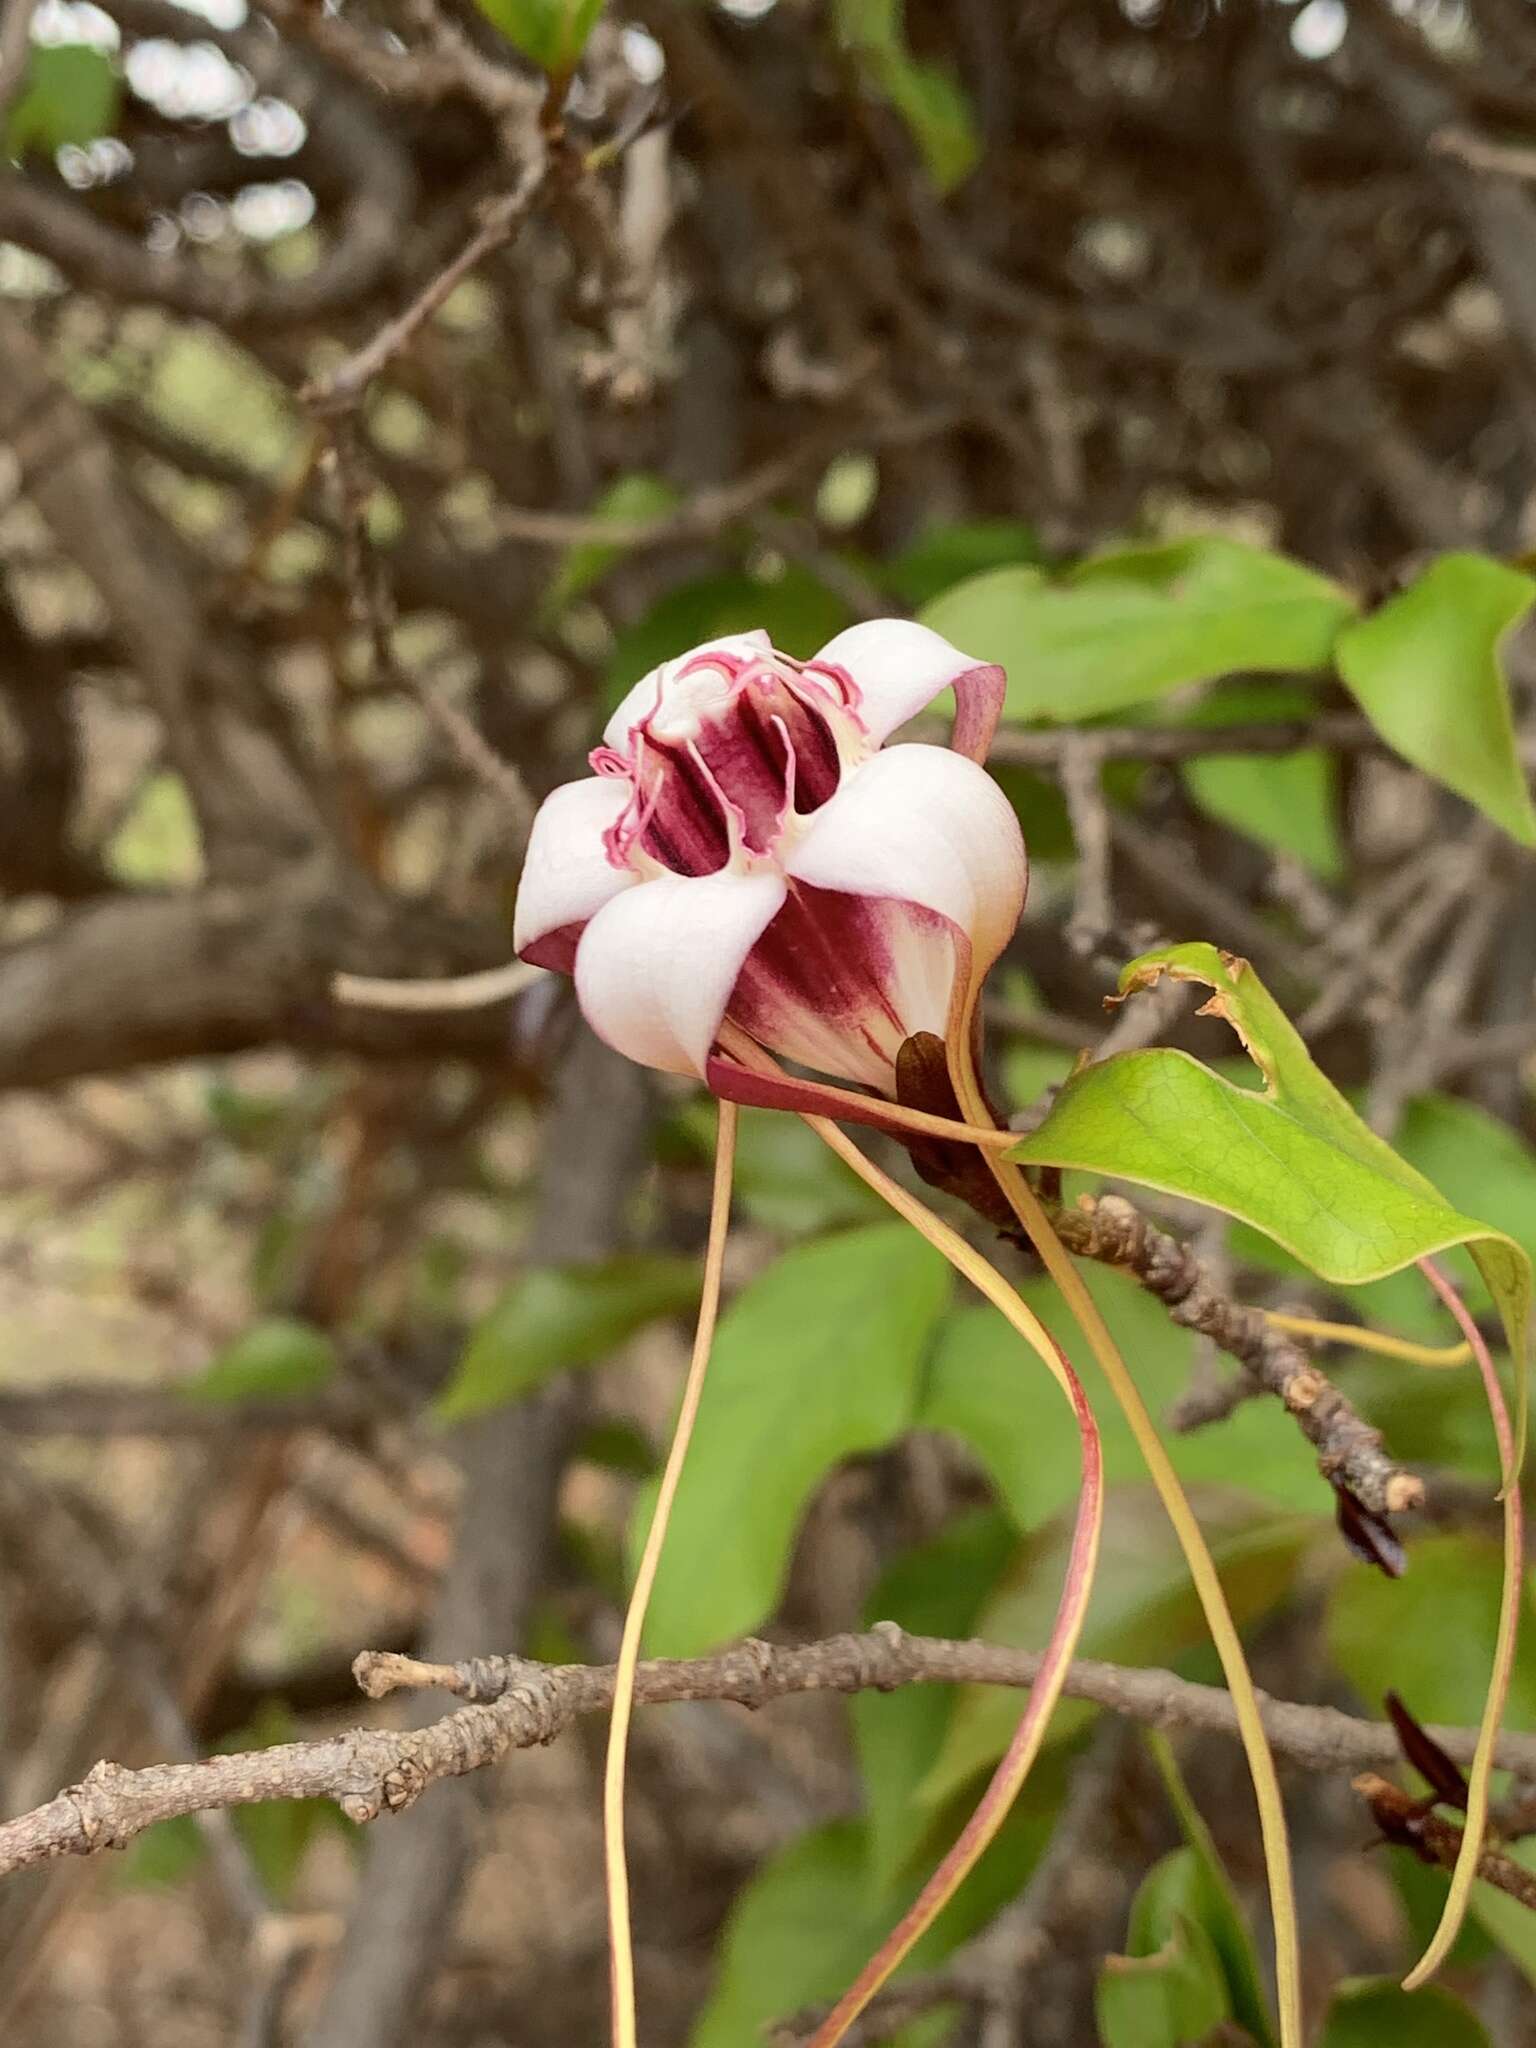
3,0,1536,2043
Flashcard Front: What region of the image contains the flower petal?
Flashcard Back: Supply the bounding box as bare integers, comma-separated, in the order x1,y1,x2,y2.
785,744,1025,971
575,868,787,1077
603,632,773,752
513,778,639,974
728,888,960,1090
808,619,1006,763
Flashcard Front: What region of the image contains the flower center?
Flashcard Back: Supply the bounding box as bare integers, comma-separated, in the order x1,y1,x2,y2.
599,655,848,878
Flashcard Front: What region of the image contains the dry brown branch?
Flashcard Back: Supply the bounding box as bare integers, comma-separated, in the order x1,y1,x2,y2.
303,160,548,416
1054,1195,1425,1518
8,1623,1534,1885
1354,1773,1536,1911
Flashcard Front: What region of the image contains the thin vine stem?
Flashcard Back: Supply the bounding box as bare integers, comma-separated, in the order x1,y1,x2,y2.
1405,1255,1523,1989
604,1101,738,2048
795,1108,1104,2047
1260,1308,1471,1369
942,987,1303,2048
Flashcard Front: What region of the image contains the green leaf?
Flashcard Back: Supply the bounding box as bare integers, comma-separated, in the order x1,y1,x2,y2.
436,1254,701,1422
884,519,1042,608
920,538,1355,724
1326,1531,1536,1731
1179,681,1344,880
922,1491,1312,1810
834,0,979,193
1335,553,1536,846
1316,1977,1490,2048
107,770,202,886
6,44,120,159
1466,1836,1536,1984
541,471,679,620
1096,1901,1231,2048
179,1318,336,1404
922,1266,1321,1534
1009,942,1530,1374
877,56,980,192
854,1508,1018,1888
470,0,604,75
636,1224,949,1657
1143,1735,1275,2047
114,1815,204,1891
816,452,879,530
690,1797,1058,2048
605,568,853,710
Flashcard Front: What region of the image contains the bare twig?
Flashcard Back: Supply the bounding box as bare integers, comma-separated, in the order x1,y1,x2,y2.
1431,125,1536,184
1060,736,1114,956
332,961,546,1013
11,1623,1536,1884
304,159,548,415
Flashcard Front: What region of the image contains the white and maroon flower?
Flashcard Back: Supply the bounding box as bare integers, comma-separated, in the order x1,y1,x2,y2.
513,621,1025,1093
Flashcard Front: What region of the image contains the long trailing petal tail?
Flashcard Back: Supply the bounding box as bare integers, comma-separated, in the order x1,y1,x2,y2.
1405,1255,1523,1989
942,995,1303,2048
791,1108,1104,2047
605,1101,738,2048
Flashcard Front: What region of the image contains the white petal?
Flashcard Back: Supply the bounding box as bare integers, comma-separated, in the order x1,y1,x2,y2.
785,744,1025,971
513,778,638,972
809,619,1005,762
603,632,774,752
574,868,787,1077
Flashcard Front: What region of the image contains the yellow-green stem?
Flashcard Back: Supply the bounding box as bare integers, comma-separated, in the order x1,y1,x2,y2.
604,1101,738,2048
1260,1309,1470,1369
1406,1256,1522,1989
944,1002,1302,2048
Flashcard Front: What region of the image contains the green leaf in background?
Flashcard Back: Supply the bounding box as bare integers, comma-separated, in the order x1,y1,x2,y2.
922,1265,1320,1534
884,519,1042,609
834,0,980,193
6,43,120,159
922,1490,1312,1810
854,1508,1019,1888
541,471,679,621
114,1814,204,1892
107,770,202,886
1179,680,1344,880
1326,1531,1536,1732
436,1253,701,1422
1316,1977,1490,2048
816,452,880,530
179,1318,336,1404
690,1789,1061,2048
1336,552,1536,846
920,537,1354,724
990,761,1077,864
1142,1734,1276,2046
470,0,604,76
1009,943,1530,1372
999,1036,1077,1117
604,567,853,710
1095,1909,1230,2048
669,1102,883,1235
636,1224,949,1657
1463,1835,1536,1986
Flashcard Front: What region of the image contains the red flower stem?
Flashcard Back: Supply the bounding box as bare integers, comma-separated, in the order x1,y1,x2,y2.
787,1108,1103,2046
